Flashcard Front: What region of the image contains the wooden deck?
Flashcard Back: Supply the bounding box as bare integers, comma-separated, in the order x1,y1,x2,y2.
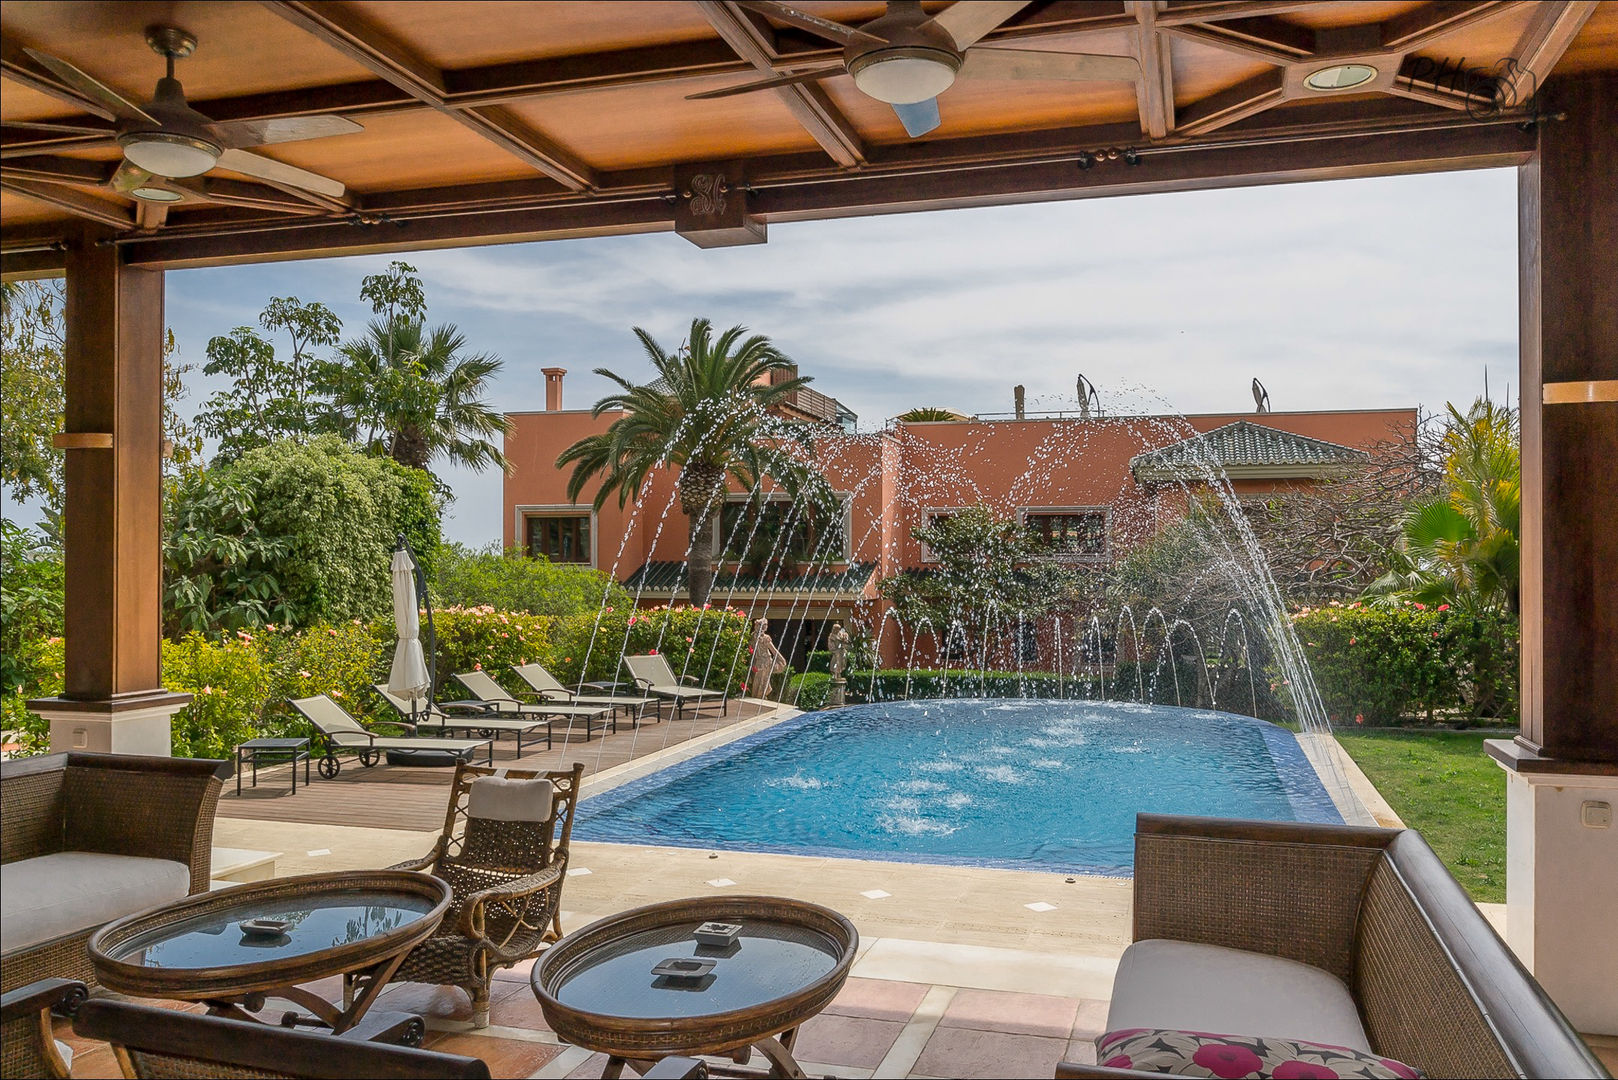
217,699,774,832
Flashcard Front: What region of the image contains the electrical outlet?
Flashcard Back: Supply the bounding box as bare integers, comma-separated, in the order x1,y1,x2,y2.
1581,801,1612,828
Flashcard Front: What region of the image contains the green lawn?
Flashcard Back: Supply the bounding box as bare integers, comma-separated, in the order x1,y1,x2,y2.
1335,730,1508,903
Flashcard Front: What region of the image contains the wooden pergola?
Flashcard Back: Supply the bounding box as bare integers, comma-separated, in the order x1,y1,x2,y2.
2,0,1615,1031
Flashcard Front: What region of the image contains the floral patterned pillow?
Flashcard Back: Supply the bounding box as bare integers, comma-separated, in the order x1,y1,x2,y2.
1095,1028,1425,1079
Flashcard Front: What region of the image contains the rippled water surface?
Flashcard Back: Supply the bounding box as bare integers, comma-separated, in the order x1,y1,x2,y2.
574,699,1340,875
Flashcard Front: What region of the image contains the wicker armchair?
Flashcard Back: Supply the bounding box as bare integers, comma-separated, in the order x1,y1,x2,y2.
1,978,86,1080
73,998,491,1079
377,761,585,1027
0,751,230,993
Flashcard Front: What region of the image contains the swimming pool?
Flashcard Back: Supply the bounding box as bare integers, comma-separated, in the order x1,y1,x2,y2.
574,699,1342,876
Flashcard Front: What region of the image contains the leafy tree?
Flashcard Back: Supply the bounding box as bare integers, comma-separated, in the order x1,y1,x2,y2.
557,318,839,607
164,436,443,632
325,319,509,473
194,296,342,460
0,519,63,695
879,504,1078,646
318,262,507,476
1366,399,1520,615
1,280,66,508
432,542,629,616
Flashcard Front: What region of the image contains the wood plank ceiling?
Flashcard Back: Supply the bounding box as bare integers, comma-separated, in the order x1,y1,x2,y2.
1,0,1612,270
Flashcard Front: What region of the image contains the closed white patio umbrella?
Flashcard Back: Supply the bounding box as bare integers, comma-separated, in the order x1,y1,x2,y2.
387,538,432,722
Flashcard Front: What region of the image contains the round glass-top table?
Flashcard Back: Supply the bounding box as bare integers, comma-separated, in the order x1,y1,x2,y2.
534,896,857,1079
90,870,450,1038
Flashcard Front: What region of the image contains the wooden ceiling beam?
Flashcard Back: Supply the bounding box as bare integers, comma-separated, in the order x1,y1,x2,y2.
1157,2,1325,28
0,155,117,186
1381,1,1525,53
696,1,865,168
1501,0,1599,105
1163,23,1308,67
1175,70,1286,135
106,114,1535,269
167,176,330,215
261,0,597,191
1128,2,1176,138
0,177,132,229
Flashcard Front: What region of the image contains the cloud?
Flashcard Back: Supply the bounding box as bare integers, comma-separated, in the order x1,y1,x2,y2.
154,166,1518,546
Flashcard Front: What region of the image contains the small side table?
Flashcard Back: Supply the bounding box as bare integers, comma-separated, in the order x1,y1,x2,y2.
236,737,311,795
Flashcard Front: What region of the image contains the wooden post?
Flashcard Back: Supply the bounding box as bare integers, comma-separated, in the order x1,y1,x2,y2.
1488,71,1618,1037
28,229,189,754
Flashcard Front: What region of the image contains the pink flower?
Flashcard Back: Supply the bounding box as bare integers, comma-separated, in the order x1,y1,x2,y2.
649,648,657,655
1192,1043,1264,1079
1433,631,1440,638
1413,602,1426,610
685,636,693,643
327,628,338,637
1437,603,1450,612
298,670,311,679
628,616,637,626
473,662,482,671
1355,714,1364,724
1348,637,1357,646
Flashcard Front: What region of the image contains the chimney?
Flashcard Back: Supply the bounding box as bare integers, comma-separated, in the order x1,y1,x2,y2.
542,367,566,411
1014,384,1026,420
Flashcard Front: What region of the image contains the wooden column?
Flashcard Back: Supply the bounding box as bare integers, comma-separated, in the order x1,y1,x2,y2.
1490,71,1618,1037
29,229,188,754
1504,72,1618,769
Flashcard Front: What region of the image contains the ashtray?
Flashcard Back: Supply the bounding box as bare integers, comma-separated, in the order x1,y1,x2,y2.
238,918,293,938
693,921,742,947
650,957,716,980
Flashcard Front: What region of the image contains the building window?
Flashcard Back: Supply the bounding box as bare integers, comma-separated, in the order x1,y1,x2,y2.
1024,510,1107,557
919,510,957,564
717,496,848,563
526,514,591,564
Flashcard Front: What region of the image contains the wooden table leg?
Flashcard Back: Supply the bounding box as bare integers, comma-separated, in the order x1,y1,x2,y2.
751,1034,810,1079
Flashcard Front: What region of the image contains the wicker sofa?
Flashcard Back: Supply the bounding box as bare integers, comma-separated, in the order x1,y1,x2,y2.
1057,815,1609,1080
0,751,230,993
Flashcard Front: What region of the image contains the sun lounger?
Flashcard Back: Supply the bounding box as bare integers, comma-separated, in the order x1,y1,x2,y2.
622,654,727,719
372,685,552,755
290,694,492,778
452,670,616,741
511,663,660,725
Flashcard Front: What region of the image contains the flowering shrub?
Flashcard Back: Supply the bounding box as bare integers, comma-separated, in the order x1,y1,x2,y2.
1290,600,1517,726
164,632,276,758
259,620,391,730
546,605,751,694
430,605,554,697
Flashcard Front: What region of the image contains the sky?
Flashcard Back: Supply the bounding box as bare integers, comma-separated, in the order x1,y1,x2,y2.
19,166,1523,546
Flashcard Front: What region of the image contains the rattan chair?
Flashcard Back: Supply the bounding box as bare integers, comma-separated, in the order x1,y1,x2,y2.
73,998,491,1079
379,761,585,1027
0,978,86,1080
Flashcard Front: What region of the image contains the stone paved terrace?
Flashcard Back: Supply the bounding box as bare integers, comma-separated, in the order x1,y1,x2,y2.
61,697,1618,1078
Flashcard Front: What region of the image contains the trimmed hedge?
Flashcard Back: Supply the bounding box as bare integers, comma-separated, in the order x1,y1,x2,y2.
1291,601,1516,726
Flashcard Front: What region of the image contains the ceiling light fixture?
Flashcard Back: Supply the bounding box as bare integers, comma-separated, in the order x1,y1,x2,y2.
118,128,221,177
1303,64,1378,92
848,48,960,104
130,185,183,202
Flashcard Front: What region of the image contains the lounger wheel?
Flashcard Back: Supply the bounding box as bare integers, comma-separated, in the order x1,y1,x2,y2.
318,755,341,779
360,749,380,767
479,728,496,738
399,1016,425,1047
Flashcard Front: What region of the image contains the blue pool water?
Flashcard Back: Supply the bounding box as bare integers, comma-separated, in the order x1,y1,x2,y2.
574,699,1341,876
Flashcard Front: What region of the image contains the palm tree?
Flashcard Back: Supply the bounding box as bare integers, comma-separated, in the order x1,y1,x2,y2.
1367,398,1520,614
897,407,964,422
322,319,509,474
557,318,838,607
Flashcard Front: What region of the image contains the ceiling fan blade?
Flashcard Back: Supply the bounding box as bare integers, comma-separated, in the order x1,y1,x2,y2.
109,159,154,194
961,47,1140,83
927,1,1031,50
892,98,942,137
686,66,843,100
216,148,346,198
210,114,363,149
22,49,155,124
2,118,118,137
735,2,886,47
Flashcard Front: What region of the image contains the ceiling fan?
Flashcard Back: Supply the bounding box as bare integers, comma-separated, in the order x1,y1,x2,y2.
688,1,1140,136
8,26,360,206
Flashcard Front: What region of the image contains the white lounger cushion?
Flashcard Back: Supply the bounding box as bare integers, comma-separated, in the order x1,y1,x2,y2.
1106,938,1372,1053
469,776,554,822
1,851,190,952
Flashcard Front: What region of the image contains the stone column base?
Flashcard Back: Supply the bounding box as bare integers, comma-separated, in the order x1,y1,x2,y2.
29,690,192,758
1488,739,1618,1035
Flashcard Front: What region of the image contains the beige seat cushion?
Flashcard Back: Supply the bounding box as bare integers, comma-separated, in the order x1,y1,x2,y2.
1,851,190,953
1106,938,1372,1053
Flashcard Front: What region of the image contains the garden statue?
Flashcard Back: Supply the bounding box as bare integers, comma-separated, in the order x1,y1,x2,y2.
749,617,788,700
827,621,850,707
